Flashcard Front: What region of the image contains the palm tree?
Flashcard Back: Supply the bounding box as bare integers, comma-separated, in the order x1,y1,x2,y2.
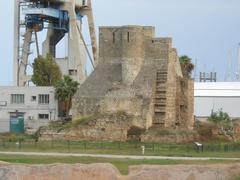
179,55,194,78
55,75,79,118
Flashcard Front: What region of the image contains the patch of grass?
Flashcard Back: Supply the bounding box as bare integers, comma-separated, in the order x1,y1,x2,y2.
47,121,71,133
0,155,239,175
47,115,100,132
0,133,33,142
72,115,99,126
231,176,240,180
48,112,133,132
2,140,240,158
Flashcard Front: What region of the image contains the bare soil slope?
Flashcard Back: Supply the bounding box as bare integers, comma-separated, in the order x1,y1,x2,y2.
0,162,239,180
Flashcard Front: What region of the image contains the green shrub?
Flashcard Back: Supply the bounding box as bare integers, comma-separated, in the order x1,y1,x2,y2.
208,110,231,128
231,176,240,180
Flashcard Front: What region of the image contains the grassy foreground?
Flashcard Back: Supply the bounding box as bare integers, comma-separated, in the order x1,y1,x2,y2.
1,134,240,158
0,155,239,175
1,140,240,158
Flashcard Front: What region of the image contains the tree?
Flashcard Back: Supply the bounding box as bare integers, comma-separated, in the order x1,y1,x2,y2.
179,55,194,78
55,75,79,118
32,54,62,86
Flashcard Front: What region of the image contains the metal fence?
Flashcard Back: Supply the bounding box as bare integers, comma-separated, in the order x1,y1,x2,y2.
0,137,240,155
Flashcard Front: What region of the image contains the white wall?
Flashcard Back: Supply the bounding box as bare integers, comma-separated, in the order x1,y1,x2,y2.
194,97,240,118
194,82,240,119
0,86,58,132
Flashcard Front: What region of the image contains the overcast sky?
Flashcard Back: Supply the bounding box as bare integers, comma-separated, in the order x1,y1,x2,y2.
1,0,240,85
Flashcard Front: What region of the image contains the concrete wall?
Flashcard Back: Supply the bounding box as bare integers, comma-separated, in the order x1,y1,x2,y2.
194,82,240,120
195,96,240,118
0,86,58,132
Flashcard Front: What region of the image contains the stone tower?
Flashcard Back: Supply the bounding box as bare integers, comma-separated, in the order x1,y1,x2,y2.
72,26,194,140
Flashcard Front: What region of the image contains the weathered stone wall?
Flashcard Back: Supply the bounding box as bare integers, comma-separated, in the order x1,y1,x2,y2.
145,38,172,61
174,77,194,130
72,63,122,118
72,25,194,142
41,113,142,142
165,48,177,128
73,26,160,128
186,79,195,129
141,130,199,143
99,26,154,85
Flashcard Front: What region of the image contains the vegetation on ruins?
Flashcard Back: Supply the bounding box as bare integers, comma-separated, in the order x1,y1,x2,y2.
207,109,234,140
208,110,232,129
48,111,132,132
54,75,79,118
179,55,194,78
32,54,62,86
47,115,100,132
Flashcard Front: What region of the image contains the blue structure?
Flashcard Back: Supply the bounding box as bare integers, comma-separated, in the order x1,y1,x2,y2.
14,0,98,86
23,5,70,32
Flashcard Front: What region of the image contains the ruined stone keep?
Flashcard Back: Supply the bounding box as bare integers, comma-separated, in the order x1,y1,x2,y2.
72,25,194,135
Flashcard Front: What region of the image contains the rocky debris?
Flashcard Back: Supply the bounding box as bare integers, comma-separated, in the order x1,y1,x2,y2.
0,162,240,180
40,113,137,142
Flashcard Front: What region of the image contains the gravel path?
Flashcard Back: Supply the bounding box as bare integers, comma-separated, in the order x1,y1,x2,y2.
0,151,239,161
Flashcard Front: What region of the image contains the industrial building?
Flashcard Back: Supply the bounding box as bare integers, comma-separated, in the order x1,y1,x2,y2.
0,86,58,133
0,0,97,134
194,82,240,121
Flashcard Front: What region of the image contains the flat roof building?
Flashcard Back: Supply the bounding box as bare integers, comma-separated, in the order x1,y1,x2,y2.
0,86,58,133
194,82,240,120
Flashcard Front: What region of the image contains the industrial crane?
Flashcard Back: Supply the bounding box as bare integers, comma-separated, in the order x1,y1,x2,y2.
13,0,98,86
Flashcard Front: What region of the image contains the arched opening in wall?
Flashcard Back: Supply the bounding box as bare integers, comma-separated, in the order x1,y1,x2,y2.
55,34,68,59
113,32,115,43
127,32,130,42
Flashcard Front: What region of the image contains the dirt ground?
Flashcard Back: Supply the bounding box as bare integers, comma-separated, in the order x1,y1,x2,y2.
0,162,240,180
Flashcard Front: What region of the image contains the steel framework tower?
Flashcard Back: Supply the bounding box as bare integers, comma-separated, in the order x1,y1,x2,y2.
13,0,98,86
